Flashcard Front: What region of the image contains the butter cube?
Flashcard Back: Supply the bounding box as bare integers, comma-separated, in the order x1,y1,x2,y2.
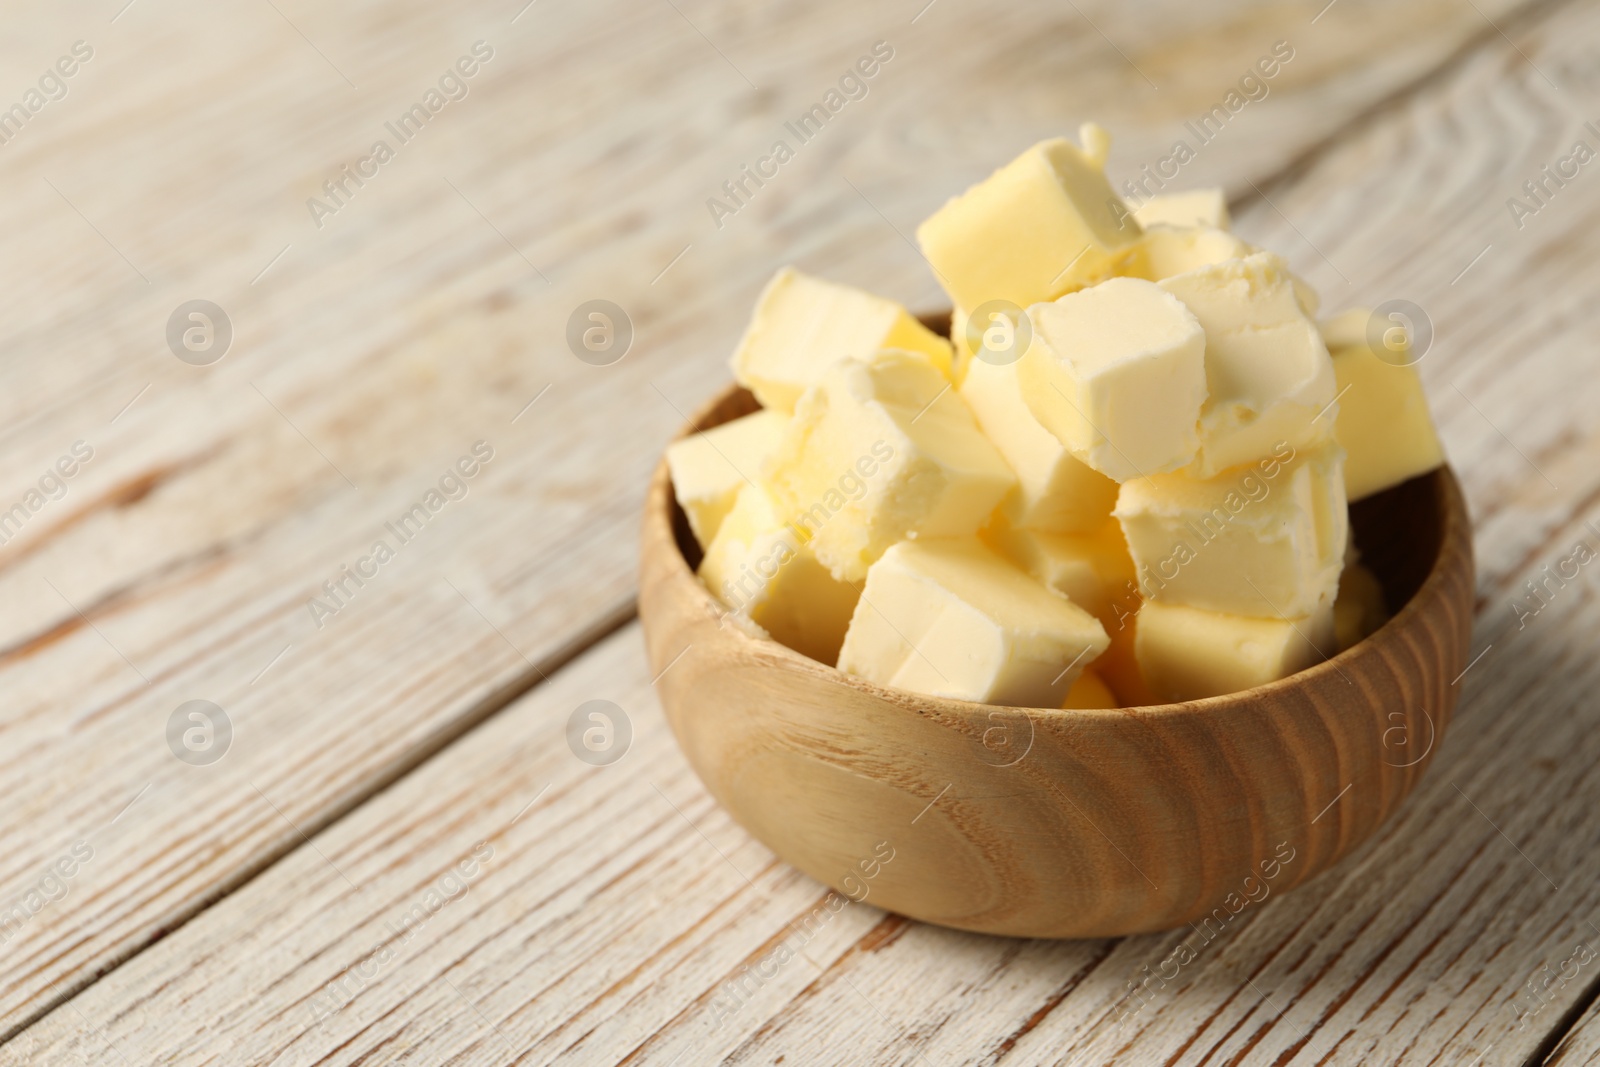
1334,559,1388,650
1137,598,1336,702
1157,253,1338,478
1132,189,1230,231
984,517,1134,626
959,356,1118,532
916,131,1141,311
1293,275,1322,319
731,268,953,412
949,306,973,385
953,303,1045,386
1062,669,1118,709
1097,612,1157,706
1115,442,1348,618
666,409,789,547
765,350,1016,582
838,538,1108,706
1124,226,1253,283
1321,309,1445,501
1017,277,1209,481
698,482,860,665
1130,231,1320,318
1319,306,1369,351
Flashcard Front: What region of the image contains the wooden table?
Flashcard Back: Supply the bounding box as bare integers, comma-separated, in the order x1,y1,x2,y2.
1,0,1597,1062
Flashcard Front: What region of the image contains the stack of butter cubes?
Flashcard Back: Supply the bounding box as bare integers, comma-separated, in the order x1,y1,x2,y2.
668,124,1445,708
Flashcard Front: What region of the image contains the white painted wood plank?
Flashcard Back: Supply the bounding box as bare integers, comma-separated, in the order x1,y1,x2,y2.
0,0,1569,1051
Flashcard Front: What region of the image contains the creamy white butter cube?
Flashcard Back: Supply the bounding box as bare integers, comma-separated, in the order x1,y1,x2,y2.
1132,189,1230,230
1115,441,1348,618
731,267,952,412
984,516,1134,627
1136,598,1336,702
1017,277,1209,482
838,538,1108,706
666,409,788,547
916,129,1141,311
959,354,1118,532
698,482,860,665
1125,226,1253,283
1157,252,1337,478
1320,308,1445,501
765,350,1016,583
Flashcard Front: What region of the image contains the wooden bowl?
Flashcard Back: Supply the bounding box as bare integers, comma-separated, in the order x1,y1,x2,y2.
639,373,1475,939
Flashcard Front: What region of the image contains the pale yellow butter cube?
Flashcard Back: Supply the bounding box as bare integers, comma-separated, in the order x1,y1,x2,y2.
983,516,1134,627
1319,306,1370,351
838,538,1108,707
1136,598,1335,702
916,130,1141,311
1294,277,1322,319
1320,309,1445,501
1132,189,1230,231
698,482,860,665
1124,226,1253,283
1115,442,1348,618
1098,612,1157,706
1334,559,1388,651
1017,277,1209,482
947,307,972,385
1129,231,1320,317
1062,669,1118,709
666,409,789,547
959,355,1118,532
952,303,1042,386
1293,275,1322,318
731,267,952,412
1158,252,1338,478
765,350,1016,582
949,306,973,385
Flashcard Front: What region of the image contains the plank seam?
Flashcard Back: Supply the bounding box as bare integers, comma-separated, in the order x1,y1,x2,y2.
6,0,1593,1053
0,596,637,1048
1527,963,1600,1065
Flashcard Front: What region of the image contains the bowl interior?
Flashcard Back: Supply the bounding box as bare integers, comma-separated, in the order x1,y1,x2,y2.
666,382,1442,653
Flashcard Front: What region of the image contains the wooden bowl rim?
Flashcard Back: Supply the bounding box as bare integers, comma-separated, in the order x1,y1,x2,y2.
650,379,1471,724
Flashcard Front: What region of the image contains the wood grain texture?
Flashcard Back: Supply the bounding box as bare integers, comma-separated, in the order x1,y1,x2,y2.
984,0,1600,1059
12,0,1600,1059
0,625,977,1067
637,382,1474,939
0,0,1554,1039
8,0,1600,1051
1545,1001,1600,1066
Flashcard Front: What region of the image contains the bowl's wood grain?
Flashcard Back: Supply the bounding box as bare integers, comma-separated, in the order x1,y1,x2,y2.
639,382,1475,939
